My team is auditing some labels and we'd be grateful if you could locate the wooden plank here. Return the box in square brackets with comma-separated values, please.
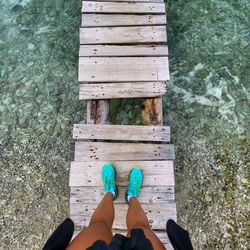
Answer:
[142, 97, 163, 125]
[74, 142, 175, 161]
[73, 124, 170, 141]
[70, 202, 177, 229]
[79, 45, 168, 57]
[82, 1, 166, 14]
[78, 57, 170, 82]
[69, 161, 174, 186]
[81, 14, 166, 27]
[87, 100, 110, 124]
[70, 170, 174, 187]
[79, 82, 166, 100]
[80, 26, 167, 45]
[70, 186, 175, 204]
[83, 0, 164, 2]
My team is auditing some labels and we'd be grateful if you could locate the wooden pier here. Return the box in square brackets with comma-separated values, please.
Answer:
[70, 0, 176, 248]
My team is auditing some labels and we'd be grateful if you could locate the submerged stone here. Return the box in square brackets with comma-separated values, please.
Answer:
[11, 4, 23, 13]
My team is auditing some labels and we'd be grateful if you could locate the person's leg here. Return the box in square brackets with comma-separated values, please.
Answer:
[90, 192, 114, 228]
[126, 197, 166, 250]
[125, 168, 166, 250]
[67, 192, 114, 250]
[126, 196, 150, 230]
[67, 164, 118, 250]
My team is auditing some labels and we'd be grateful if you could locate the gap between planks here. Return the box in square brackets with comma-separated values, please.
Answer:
[73, 124, 170, 141]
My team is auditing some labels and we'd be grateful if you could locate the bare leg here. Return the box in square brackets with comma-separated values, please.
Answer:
[126, 197, 166, 250]
[67, 193, 114, 250]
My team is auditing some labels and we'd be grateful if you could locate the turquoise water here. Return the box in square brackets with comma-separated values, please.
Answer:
[0, 0, 249, 249]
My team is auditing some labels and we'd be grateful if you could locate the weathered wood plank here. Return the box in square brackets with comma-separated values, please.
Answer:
[83, 0, 164, 2]
[80, 26, 167, 45]
[142, 97, 163, 125]
[78, 57, 170, 82]
[73, 124, 170, 141]
[79, 45, 168, 57]
[81, 14, 166, 27]
[82, 1, 166, 14]
[70, 172, 173, 187]
[70, 186, 175, 204]
[70, 161, 174, 186]
[79, 82, 166, 100]
[74, 142, 175, 161]
[70, 202, 177, 229]
[87, 100, 110, 124]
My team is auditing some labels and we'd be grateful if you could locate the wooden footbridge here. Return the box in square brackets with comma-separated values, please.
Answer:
[69, 0, 176, 248]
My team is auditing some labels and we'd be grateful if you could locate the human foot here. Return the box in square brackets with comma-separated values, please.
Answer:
[125, 167, 143, 204]
[102, 163, 118, 200]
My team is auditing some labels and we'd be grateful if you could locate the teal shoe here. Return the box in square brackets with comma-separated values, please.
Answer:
[102, 164, 118, 200]
[125, 168, 143, 204]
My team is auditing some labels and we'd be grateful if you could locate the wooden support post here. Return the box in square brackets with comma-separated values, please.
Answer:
[87, 100, 110, 124]
[141, 97, 163, 125]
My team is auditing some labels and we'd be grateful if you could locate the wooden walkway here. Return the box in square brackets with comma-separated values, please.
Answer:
[70, 0, 176, 248]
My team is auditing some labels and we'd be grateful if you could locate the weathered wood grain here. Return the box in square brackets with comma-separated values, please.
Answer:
[82, 1, 166, 14]
[142, 97, 163, 125]
[73, 124, 170, 141]
[74, 142, 175, 161]
[70, 161, 174, 186]
[70, 186, 175, 204]
[79, 45, 168, 57]
[83, 0, 164, 2]
[70, 202, 177, 229]
[78, 57, 170, 82]
[71, 0, 176, 237]
[79, 82, 166, 100]
[87, 100, 110, 124]
[81, 14, 166, 27]
[70, 161, 174, 175]
[80, 26, 167, 44]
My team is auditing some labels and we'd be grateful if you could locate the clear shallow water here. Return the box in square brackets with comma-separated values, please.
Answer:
[0, 0, 249, 249]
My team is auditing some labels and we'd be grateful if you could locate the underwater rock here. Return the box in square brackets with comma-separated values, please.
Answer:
[241, 178, 249, 185]
[19, 121, 29, 129]
[205, 194, 213, 202]
[27, 43, 35, 50]
[11, 4, 23, 13]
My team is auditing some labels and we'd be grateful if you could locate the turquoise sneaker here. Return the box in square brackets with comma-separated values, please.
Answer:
[125, 168, 143, 204]
[102, 164, 118, 200]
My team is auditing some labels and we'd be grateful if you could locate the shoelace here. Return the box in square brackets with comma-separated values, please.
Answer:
[104, 176, 114, 191]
